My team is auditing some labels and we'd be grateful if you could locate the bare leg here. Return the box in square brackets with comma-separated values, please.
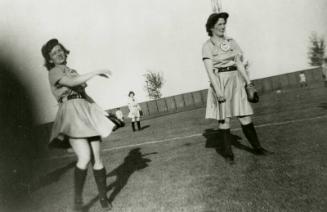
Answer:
[218, 117, 231, 129]
[89, 141, 104, 170]
[70, 139, 91, 169]
[238, 116, 252, 126]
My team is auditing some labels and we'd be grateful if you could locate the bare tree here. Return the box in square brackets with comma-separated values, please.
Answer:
[144, 71, 164, 100]
[308, 32, 325, 66]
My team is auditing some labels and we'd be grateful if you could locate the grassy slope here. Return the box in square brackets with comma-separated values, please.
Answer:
[14, 85, 327, 212]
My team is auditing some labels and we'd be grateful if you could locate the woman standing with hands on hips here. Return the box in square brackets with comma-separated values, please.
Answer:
[202, 12, 271, 164]
[42, 39, 114, 211]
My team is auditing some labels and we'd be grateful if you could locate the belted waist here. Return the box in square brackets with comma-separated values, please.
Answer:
[58, 93, 84, 103]
[214, 65, 237, 73]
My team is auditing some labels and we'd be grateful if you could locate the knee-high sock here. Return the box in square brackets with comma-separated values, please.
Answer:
[220, 129, 233, 157]
[241, 122, 262, 149]
[137, 121, 141, 130]
[74, 166, 87, 204]
[93, 168, 110, 208]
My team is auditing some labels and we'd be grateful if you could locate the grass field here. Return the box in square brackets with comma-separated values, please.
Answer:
[6, 85, 327, 212]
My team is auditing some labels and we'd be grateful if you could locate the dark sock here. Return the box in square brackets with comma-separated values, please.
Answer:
[220, 128, 233, 158]
[131, 122, 135, 131]
[137, 121, 141, 130]
[93, 168, 111, 208]
[74, 166, 87, 207]
[241, 122, 262, 150]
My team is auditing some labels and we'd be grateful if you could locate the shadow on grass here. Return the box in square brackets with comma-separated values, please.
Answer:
[140, 125, 150, 130]
[0, 55, 50, 211]
[82, 148, 157, 211]
[203, 129, 256, 159]
[318, 102, 327, 110]
[30, 161, 76, 192]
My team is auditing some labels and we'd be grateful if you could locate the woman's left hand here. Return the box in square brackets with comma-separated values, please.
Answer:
[97, 69, 112, 78]
[99, 73, 110, 78]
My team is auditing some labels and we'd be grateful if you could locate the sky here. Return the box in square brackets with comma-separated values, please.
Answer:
[1, 0, 326, 124]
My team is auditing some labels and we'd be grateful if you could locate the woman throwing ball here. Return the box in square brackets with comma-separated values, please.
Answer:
[42, 38, 114, 211]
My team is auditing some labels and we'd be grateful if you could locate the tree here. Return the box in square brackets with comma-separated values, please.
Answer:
[144, 71, 164, 100]
[308, 32, 325, 66]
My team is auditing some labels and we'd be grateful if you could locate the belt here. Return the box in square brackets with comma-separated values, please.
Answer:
[59, 93, 84, 103]
[215, 66, 237, 73]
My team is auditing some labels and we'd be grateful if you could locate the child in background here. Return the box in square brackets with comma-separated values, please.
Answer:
[115, 108, 124, 122]
[299, 71, 307, 87]
[127, 91, 142, 131]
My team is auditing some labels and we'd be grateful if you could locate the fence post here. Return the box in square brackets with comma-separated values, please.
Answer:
[181, 94, 186, 109]
[190, 92, 195, 107]
[173, 96, 178, 111]
[146, 101, 150, 115]
[164, 98, 169, 112]
[155, 100, 159, 113]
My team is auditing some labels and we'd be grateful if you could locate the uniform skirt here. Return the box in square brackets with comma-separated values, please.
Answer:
[206, 70, 253, 120]
[128, 107, 141, 119]
[49, 99, 115, 149]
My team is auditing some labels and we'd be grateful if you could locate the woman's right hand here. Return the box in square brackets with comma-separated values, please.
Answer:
[210, 83, 225, 103]
[216, 95, 226, 103]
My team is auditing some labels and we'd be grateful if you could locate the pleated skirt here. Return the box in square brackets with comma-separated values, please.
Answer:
[128, 107, 140, 119]
[49, 99, 115, 149]
[205, 71, 253, 120]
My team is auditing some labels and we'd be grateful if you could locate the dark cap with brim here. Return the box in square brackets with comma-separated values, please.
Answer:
[217, 12, 229, 19]
[41, 38, 59, 58]
[210, 12, 229, 20]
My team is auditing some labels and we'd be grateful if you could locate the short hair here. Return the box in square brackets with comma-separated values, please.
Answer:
[205, 12, 229, 37]
[128, 91, 135, 97]
[41, 38, 70, 71]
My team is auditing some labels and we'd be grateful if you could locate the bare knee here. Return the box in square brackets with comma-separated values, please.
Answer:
[218, 118, 231, 129]
[92, 151, 104, 170]
[77, 155, 91, 169]
[238, 116, 252, 125]
[89, 141, 104, 170]
[69, 138, 92, 169]
[92, 159, 104, 170]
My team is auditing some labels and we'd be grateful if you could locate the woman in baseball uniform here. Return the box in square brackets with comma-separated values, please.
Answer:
[42, 39, 114, 211]
[127, 91, 142, 131]
[202, 12, 271, 164]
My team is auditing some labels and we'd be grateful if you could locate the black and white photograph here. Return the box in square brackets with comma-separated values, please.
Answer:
[0, 0, 327, 211]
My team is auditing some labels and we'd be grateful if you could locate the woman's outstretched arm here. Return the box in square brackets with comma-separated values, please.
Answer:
[59, 70, 111, 87]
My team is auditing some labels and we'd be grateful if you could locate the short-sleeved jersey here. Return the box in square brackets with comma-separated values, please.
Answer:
[202, 37, 243, 68]
[48, 65, 84, 101]
[127, 97, 140, 110]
